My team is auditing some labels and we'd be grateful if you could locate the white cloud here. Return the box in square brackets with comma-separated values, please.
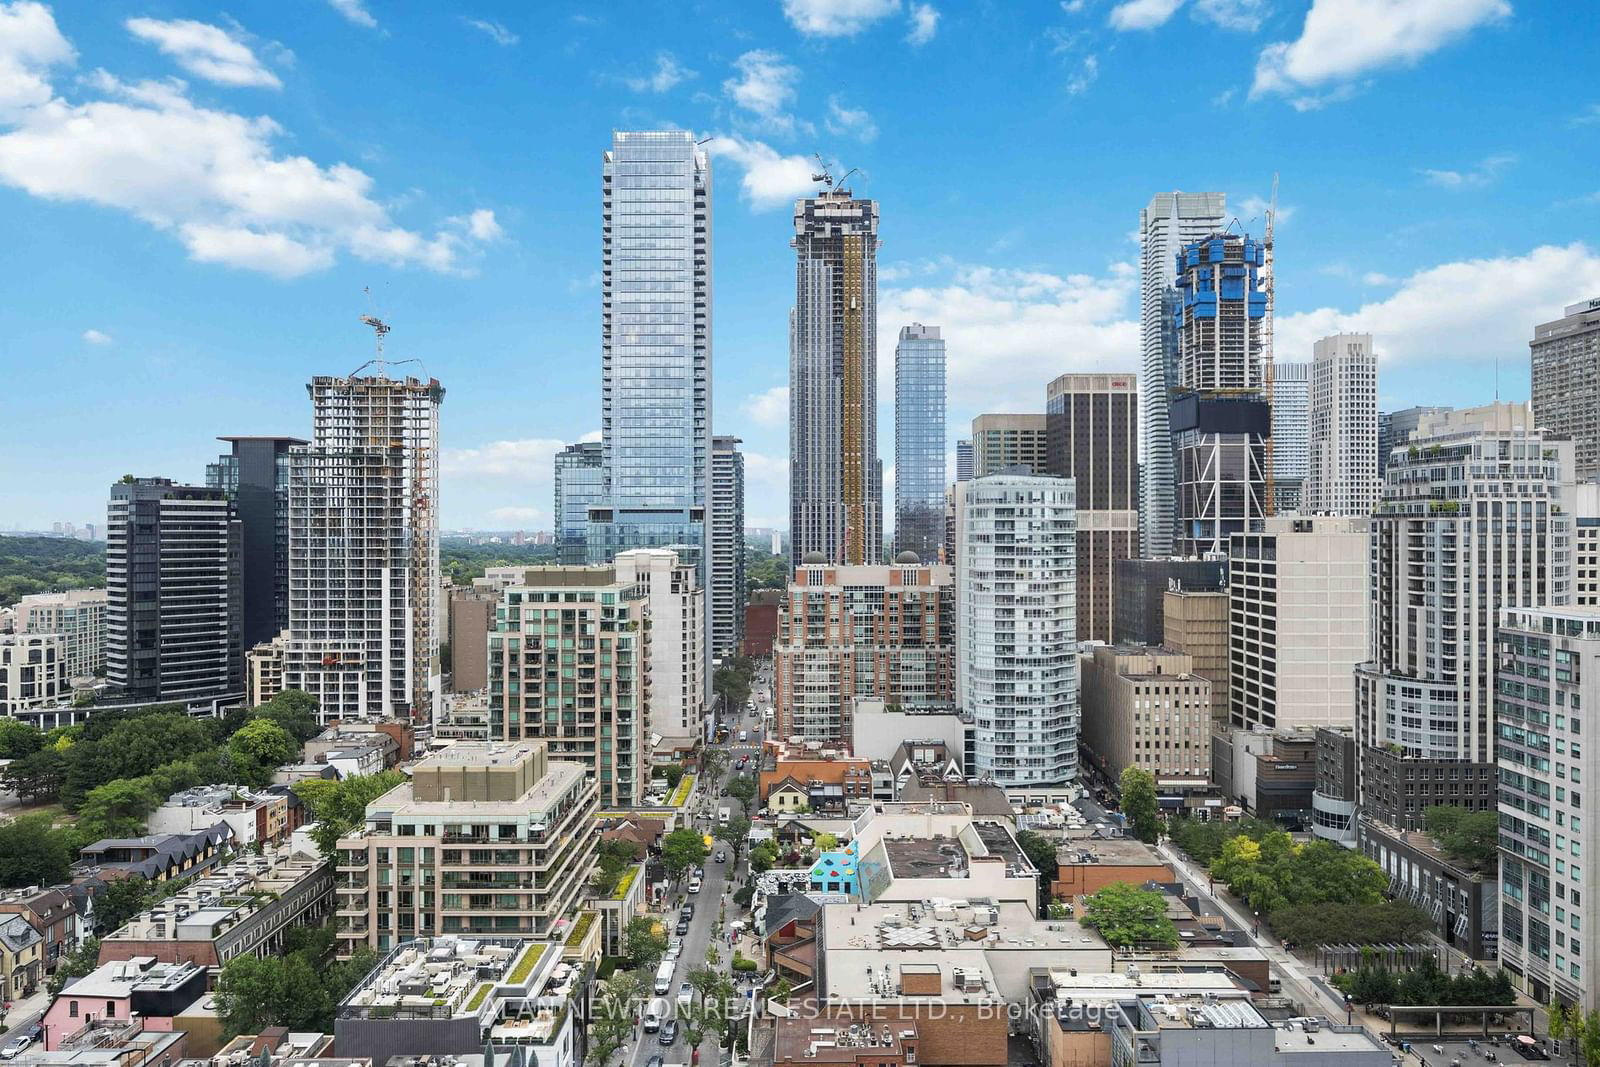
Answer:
[879, 261, 1141, 416]
[825, 96, 877, 142]
[1108, 0, 1184, 30]
[906, 3, 939, 44]
[1361, 271, 1397, 286]
[125, 18, 281, 90]
[0, 8, 498, 279]
[1066, 54, 1099, 95]
[742, 386, 790, 426]
[1192, 0, 1268, 32]
[1212, 87, 1237, 107]
[625, 52, 694, 93]
[463, 18, 518, 46]
[704, 136, 815, 210]
[1276, 243, 1600, 367]
[1236, 194, 1295, 226]
[782, 0, 900, 37]
[450, 208, 503, 241]
[0, 1, 73, 119]
[1572, 104, 1600, 127]
[723, 50, 800, 135]
[579, 429, 602, 443]
[441, 438, 568, 483]
[326, 0, 378, 29]
[1420, 153, 1515, 188]
[1252, 0, 1510, 103]
[81, 328, 111, 344]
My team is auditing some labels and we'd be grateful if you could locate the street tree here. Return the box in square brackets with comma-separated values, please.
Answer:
[726, 773, 757, 808]
[661, 828, 708, 879]
[623, 916, 666, 970]
[1119, 766, 1161, 843]
[717, 815, 752, 865]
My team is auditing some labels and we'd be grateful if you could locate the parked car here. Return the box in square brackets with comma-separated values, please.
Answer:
[658, 1020, 680, 1047]
[1, 1036, 34, 1061]
[676, 917, 690, 936]
[681, 903, 695, 919]
[678, 981, 694, 1007]
[687, 877, 702, 894]
[646, 1057, 665, 1067]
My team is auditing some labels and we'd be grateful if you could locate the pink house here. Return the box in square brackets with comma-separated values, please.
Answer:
[43, 956, 207, 1050]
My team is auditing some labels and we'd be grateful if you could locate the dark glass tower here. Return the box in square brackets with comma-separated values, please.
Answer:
[208, 436, 304, 654]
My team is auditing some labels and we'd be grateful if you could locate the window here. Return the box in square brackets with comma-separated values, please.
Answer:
[70, 1001, 79, 1018]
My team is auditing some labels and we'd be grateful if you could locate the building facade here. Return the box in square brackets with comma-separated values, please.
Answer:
[1531, 297, 1600, 481]
[1080, 645, 1212, 784]
[615, 548, 704, 754]
[1045, 372, 1138, 643]
[894, 323, 946, 563]
[207, 436, 304, 654]
[1140, 191, 1227, 558]
[970, 413, 1047, 477]
[1497, 605, 1600, 1008]
[487, 566, 648, 806]
[1163, 588, 1229, 727]
[1270, 360, 1309, 513]
[106, 478, 240, 702]
[553, 441, 604, 567]
[587, 130, 712, 595]
[1228, 516, 1369, 732]
[246, 629, 287, 707]
[284, 373, 443, 725]
[710, 435, 746, 659]
[1111, 556, 1227, 646]
[1171, 233, 1270, 555]
[955, 475, 1079, 786]
[1305, 333, 1379, 516]
[1377, 405, 1451, 476]
[1357, 404, 1575, 830]
[790, 186, 881, 567]
[955, 439, 973, 482]
[14, 588, 106, 680]
[333, 741, 597, 957]
[448, 588, 495, 693]
[774, 558, 956, 744]
[0, 633, 65, 716]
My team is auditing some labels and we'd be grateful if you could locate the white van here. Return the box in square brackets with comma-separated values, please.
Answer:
[643, 998, 669, 1033]
[654, 959, 675, 995]
[687, 875, 702, 894]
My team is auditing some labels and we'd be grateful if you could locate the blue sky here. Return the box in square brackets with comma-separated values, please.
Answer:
[2, 0, 1597, 532]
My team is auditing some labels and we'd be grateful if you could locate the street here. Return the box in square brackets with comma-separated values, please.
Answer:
[623, 665, 770, 1067]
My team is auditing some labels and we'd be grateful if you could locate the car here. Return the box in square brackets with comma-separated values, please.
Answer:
[665, 937, 682, 960]
[646, 1057, 665, 1067]
[676, 917, 690, 936]
[687, 877, 702, 894]
[678, 981, 694, 1007]
[658, 1020, 680, 1046]
[1, 1036, 33, 1061]
[681, 903, 695, 919]
[714, 849, 727, 862]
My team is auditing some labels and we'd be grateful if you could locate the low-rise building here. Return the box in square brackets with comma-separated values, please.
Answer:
[334, 936, 582, 1067]
[42, 958, 208, 1049]
[757, 746, 874, 813]
[1211, 727, 1317, 829]
[334, 741, 597, 957]
[1048, 836, 1175, 899]
[1358, 816, 1496, 960]
[1102, 993, 1388, 1067]
[0, 632, 67, 715]
[1, 913, 44, 1002]
[74, 825, 234, 885]
[147, 786, 292, 848]
[96, 845, 332, 969]
[0, 887, 82, 971]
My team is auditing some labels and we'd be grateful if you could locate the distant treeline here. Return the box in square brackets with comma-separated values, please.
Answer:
[0, 535, 106, 607]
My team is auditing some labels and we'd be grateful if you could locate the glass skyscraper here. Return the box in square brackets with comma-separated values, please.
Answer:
[894, 323, 945, 561]
[587, 131, 712, 582]
[553, 441, 603, 566]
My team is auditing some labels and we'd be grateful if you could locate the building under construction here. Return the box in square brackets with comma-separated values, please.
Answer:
[284, 366, 443, 725]
[1170, 232, 1270, 555]
[790, 185, 883, 568]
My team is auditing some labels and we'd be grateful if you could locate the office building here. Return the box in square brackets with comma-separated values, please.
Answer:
[1270, 360, 1309, 512]
[487, 565, 649, 806]
[1356, 404, 1574, 830]
[1305, 333, 1379, 516]
[773, 557, 955, 744]
[333, 741, 597, 957]
[1171, 232, 1270, 555]
[1140, 191, 1227, 557]
[553, 441, 603, 567]
[710, 434, 746, 658]
[790, 185, 882, 567]
[895, 323, 947, 562]
[14, 588, 106, 679]
[1045, 372, 1138, 642]
[107, 477, 241, 702]
[0, 633, 65, 715]
[1497, 605, 1600, 1008]
[615, 547, 704, 754]
[955, 439, 973, 482]
[955, 475, 1078, 786]
[1080, 645, 1212, 784]
[1163, 587, 1229, 727]
[207, 436, 304, 654]
[970, 413, 1047, 477]
[1228, 516, 1368, 732]
[448, 588, 495, 693]
[284, 372, 443, 725]
[1377, 405, 1451, 476]
[1532, 297, 1600, 480]
[1111, 556, 1227, 646]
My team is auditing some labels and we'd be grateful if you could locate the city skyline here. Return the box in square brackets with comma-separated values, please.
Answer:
[3, 2, 1599, 535]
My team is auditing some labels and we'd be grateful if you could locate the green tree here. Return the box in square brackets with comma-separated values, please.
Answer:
[252, 689, 322, 743]
[1119, 766, 1161, 843]
[589, 969, 641, 1065]
[1014, 828, 1060, 905]
[62, 711, 217, 811]
[717, 815, 752, 865]
[1080, 882, 1179, 948]
[0, 536, 106, 607]
[76, 776, 164, 839]
[49, 937, 101, 995]
[1424, 805, 1500, 873]
[713, 663, 753, 710]
[228, 719, 298, 786]
[726, 773, 757, 808]
[592, 838, 641, 896]
[0, 718, 45, 759]
[701, 747, 730, 784]
[94, 877, 154, 934]
[292, 771, 406, 857]
[749, 842, 779, 874]
[661, 827, 708, 879]
[0, 746, 69, 802]
[214, 953, 334, 1036]
[662, 764, 686, 790]
[623, 916, 667, 970]
[0, 814, 75, 887]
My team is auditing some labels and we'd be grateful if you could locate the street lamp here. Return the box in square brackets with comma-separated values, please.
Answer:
[1253, 911, 1259, 937]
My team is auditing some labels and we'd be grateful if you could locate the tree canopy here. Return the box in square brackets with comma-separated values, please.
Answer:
[661, 827, 708, 878]
[0, 814, 77, 888]
[0, 536, 105, 607]
[1424, 806, 1499, 873]
[293, 771, 406, 856]
[1119, 766, 1161, 843]
[1080, 883, 1178, 947]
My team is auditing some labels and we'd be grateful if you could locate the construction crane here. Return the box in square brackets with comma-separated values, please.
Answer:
[1262, 172, 1279, 519]
[811, 153, 860, 192]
